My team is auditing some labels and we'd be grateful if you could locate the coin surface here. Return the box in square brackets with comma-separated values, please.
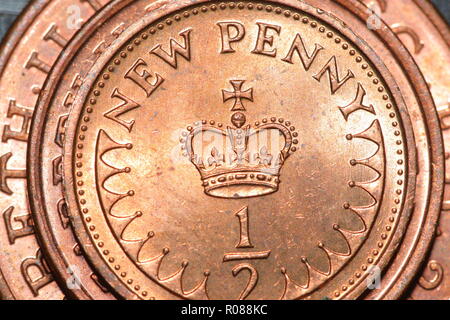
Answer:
[359, 0, 450, 300]
[27, 0, 172, 300]
[0, 0, 111, 300]
[29, 0, 440, 300]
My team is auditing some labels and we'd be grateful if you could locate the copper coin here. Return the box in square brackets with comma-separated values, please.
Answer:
[360, 0, 449, 300]
[26, 0, 161, 300]
[25, 0, 445, 300]
[0, 0, 111, 300]
[360, 0, 450, 300]
[27, 0, 440, 299]
[27, 0, 176, 300]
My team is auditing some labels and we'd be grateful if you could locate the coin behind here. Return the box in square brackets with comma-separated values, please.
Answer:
[0, 0, 111, 300]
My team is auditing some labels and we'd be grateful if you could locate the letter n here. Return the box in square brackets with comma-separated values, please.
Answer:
[282, 33, 323, 71]
[104, 88, 141, 132]
[313, 56, 354, 94]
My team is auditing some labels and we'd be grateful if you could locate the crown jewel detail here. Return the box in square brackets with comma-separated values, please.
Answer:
[181, 80, 298, 199]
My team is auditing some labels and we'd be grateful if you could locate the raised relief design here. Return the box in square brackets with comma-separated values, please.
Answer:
[93, 23, 127, 60]
[151, 29, 192, 69]
[391, 24, 424, 54]
[25, 52, 51, 74]
[20, 249, 54, 297]
[222, 80, 253, 111]
[438, 103, 450, 209]
[57, 198, 70, 230]
[339, 83, 376, 119]
[54, 114, 68, 148]
[281, 33, 323, 71]
[104, 88, 141, 132]
[125, 58, 165, 97]
[0, 152, 26, 195]
[217, 21, 246, 53]
[95, 130, 135, 218]
[234, 206, 253, 248]
[81, 0, 102, 11]
[223, 206, 271, 262]
[52, 156, 63, 186]
[3, 206, 34, 244]
[181, 80, 297, 198]
[2, 99, 33, 143]
[63, 74, 83, 109]
[418, 260, 444, 290]
[232, 263, 258, 300]
[252, 22, 281, 57]
[313, 56, 355, 94]
[88, 11, 394, 299]
[95, 129, 210, 299]
[44, 24, 69, 48]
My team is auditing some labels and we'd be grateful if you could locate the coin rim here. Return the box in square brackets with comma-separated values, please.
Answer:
[358, 0, 448, 299]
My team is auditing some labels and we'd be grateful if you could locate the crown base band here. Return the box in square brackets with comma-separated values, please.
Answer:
[201, 171, 280, 198]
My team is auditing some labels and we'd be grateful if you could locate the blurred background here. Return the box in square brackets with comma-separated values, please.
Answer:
[0, 0, 449, 41]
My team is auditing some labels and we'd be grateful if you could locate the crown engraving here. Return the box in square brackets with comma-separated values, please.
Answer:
[181, 80, 298, 199]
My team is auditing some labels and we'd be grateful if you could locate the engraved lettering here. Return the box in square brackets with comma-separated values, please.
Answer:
[0, 153, 26, 195]
[63, 75, 83, 108]
[91, 273, 110, 293]
[52, 156, 63, 186]
[54, 114, 68, 148]
[43, 24, 69, 48]
[252, 22, 281, 57]
[151, 29, 192, 69]
[282, 33, 323, 71]
[112, 23, 126, 39]
[339, 83, 375, 120]
[73, 243, 82, 256]
[93, 41, 108, 59]
[125, 58, 164, 97]
[25, 52, 51, 74]
[21, 250, 54, 297]
[217, 21, 246, 53]
[438, 103, 450, 131]
[57, 198, 70, 229]
[313, 56, 355, 94]
[92, 24, 126, 60]
[232, 263, 258, 300]
[3, 206, 34, 244]
[235, 206, 253, 248]
[391, 24, 424, 54]
[104, 88, 141, 132]
[2, 100, 33, 143]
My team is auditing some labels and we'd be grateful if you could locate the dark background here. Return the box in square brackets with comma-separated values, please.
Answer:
[0, 0, 449, 42]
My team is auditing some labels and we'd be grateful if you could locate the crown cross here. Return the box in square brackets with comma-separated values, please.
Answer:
[181, 79, 298, 199]
[222, 80, 254, 111]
